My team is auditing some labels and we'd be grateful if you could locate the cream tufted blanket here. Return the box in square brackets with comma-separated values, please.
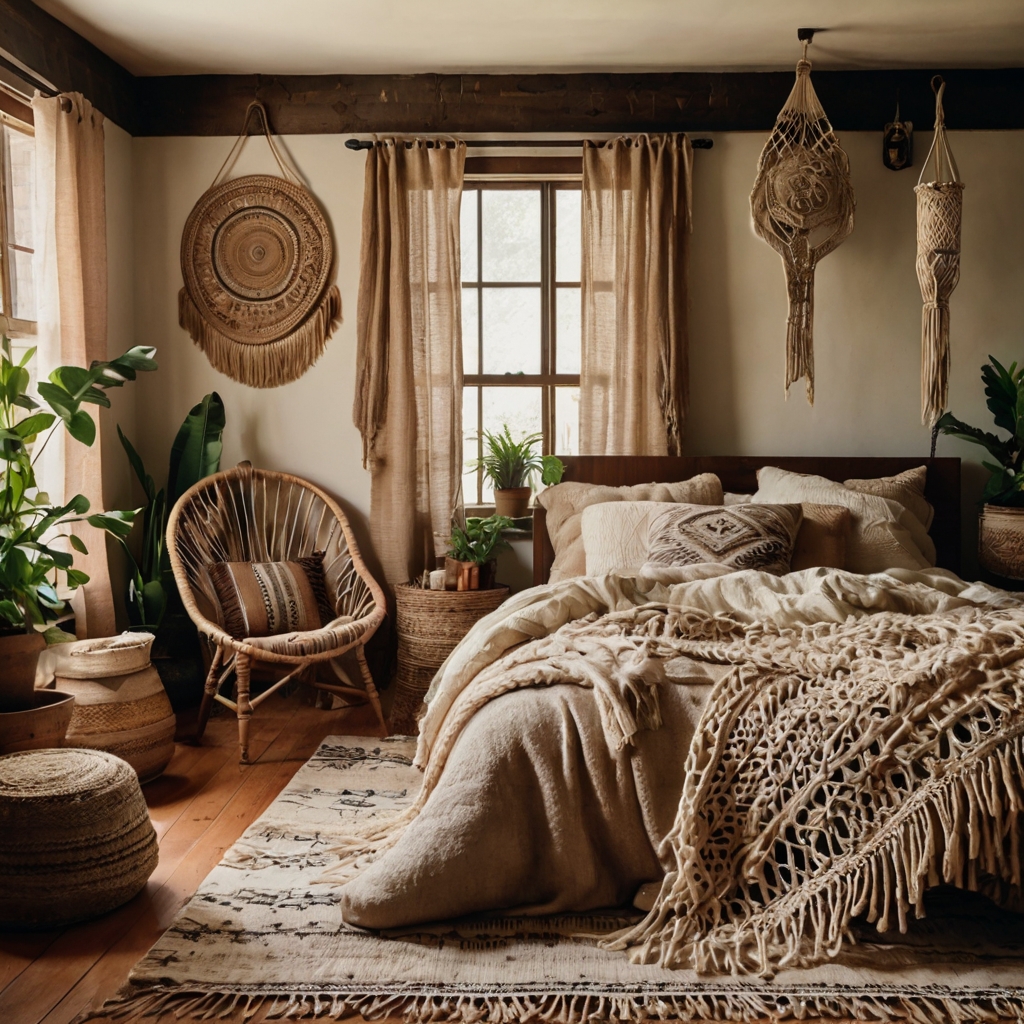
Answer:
[338, 566, 1024, 976]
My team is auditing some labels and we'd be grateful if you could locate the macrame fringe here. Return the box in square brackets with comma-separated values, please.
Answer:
[178, 285, 341, 389]
[74, 980, 1024, 1024]
[784, 266, 815, 403]
[921, 303, 951, 428]
[615, 726, 1024, 980]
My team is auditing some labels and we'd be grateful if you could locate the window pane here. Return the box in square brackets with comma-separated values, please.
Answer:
[556, 189, 581, 283]
[460, 189, 478, 282]
[481, 387, 542, 502]
[554, 387, 580, 457]
[482, 287, 540, 374]
[11, 249, 35, 321]
[6, 128, 35, 250]
[462, 386, 481, 505]
[481, 190, 540, 281]
[556, 286, 581, 375]
[461, 287, 479, 375]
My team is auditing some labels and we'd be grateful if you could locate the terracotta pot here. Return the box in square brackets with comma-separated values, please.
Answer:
[0, 689, 75, 754]
[494, 487, 531, 519]
[978, 505, 1024, 580]
[0, 631, 47, 713]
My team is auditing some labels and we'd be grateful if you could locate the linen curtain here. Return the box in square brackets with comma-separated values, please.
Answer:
[580, 134, 693, 456]
[32, 92, 115, 638]
[353, 139, 466, 587]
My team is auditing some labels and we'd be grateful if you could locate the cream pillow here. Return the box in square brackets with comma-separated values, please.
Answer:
[753, 466, 933, 573]
[536, 475, 723, 582]
[646, 503, 804, 577]
[843, 465, 934, 531]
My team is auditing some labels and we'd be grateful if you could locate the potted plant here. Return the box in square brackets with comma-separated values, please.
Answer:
[445, 514, 514, 590]
[475, 427, 564, 518]
[0, 335, 156, 746]
[937, 355, 1024, 578]
[116, 393, 225, 710]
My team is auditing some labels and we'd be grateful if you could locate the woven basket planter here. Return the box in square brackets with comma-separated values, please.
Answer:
[978, 504, 1024, 580]
[0, 747, 158, 929]
[391, 583, 509, 735]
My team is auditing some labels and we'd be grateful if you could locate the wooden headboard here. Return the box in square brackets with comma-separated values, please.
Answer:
[532, 456, 962, 586]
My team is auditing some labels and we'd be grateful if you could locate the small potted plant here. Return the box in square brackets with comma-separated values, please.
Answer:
[937, 355, 1024, 578]
[475, 427, 564, 518]
[445, 514, 514, 590]
[0, 335, 156, 748]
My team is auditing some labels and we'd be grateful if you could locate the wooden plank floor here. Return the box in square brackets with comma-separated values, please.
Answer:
[0, 689, 386, 1024]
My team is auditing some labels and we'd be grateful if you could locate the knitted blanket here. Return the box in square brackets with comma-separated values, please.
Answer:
[343, 567, 1024, 976]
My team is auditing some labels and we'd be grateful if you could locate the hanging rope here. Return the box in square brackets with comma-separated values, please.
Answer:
[916, 76, 964, 427]
[750, 43, 855, 404]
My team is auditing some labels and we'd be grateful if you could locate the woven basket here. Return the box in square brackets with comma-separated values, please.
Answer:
[0, 747, 158, 929]
[390, 584, 509, 735]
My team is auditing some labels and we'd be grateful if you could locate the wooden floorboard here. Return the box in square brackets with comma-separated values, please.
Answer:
[0, 690, 384, 1024]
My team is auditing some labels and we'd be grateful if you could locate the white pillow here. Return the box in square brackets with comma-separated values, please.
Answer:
[753, 466, 933, 573]
[582, 501, 679, 576]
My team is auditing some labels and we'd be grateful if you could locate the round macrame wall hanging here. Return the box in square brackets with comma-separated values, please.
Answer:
[178, 103, 340, 389]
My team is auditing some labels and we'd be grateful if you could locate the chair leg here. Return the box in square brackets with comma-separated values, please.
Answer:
[236, 653, 253, 763]
[195, 646, 224, 741]
[356, 645, 388, 738]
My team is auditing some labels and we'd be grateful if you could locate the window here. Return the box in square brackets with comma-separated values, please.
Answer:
[0, 106, 36, 341]
[460, 182, 581, 508]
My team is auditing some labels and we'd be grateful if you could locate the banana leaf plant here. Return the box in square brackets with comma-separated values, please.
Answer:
[117, 392, 225, 630]
[937, 356, 1024, 506]
[0, 335, 157, 632]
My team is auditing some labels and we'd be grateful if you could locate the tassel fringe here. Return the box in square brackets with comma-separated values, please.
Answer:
[178, 286, 341, 389]
[74, 980, 1024, 1024]
[921, 304, 951, 428]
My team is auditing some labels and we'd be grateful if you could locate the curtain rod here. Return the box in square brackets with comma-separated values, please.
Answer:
[345, 137, 713, 151]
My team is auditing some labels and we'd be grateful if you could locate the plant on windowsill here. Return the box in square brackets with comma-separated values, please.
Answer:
[475, 426, 564, 519]
[0, 335, 156, 745]
[936, 355, 1024, 579]
[445, 514, 514, 590]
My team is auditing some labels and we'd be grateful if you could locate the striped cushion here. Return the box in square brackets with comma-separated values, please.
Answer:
[206, 554, 334, 639]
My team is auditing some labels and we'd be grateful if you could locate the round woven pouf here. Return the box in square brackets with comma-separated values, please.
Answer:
[391, 584, 508, 735]
[0, 747, 158, 929]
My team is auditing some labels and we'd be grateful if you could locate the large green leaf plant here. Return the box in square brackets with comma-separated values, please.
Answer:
[0, 335, 157, 632]
[937, 356, 1024, 507]
[117, 392, 225, 629]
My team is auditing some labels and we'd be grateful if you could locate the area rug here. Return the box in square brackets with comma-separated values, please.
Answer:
[79, 736, 1024, 1023]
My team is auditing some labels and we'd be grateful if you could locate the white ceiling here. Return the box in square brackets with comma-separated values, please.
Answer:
[32, 0, 1024, 77]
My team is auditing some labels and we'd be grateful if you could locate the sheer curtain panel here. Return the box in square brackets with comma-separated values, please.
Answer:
[32, 92, 115, 638]
[353, 139, 466, 587]
[580, 134, 693, 456]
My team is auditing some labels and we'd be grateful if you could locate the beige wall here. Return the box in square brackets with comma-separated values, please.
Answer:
[128, 130, 1024, 580]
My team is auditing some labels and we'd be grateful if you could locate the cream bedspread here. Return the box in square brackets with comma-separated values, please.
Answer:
[338, 566, 1024, 970]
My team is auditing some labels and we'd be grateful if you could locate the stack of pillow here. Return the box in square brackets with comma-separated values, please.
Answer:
[535, 465, 935, 580]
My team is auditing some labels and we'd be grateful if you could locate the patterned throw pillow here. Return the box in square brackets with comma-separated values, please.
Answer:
[206, 553, 334, 639]
[646, 503, 804, 576]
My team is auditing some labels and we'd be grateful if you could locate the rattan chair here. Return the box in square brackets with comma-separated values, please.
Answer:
[167, 463, 387, 762]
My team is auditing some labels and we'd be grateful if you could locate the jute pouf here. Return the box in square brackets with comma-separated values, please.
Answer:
[391, 584, 508, 735]
[0, 747, 158, 929]
[43, 633, 176, 782]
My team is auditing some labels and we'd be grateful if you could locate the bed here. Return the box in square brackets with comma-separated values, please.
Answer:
[336, 454, 1024, 980]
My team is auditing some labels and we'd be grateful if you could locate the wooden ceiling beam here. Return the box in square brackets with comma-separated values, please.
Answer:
[135, 69, 1024, 137]
[0, 0, 137, 132]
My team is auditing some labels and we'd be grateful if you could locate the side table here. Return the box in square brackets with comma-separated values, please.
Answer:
[391, 583, 509, 735]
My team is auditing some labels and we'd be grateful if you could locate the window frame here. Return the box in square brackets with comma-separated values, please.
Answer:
[461, 178, 581, 511]
[0, 108, 37, 340]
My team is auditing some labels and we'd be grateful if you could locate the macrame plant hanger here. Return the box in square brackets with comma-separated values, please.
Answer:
[750, 30, 855, 403]
[916, 76, 964, 429]
[178, 101, 341, 389]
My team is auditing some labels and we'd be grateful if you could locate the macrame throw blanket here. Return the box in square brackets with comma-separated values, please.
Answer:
[601, 601, 1024, 976]
[916, 77, 964, 427]
[750, 55, 855, 403]
[179, 102, 341, 389]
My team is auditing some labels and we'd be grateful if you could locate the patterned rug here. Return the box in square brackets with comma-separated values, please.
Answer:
[79, 736, 1024, 1023]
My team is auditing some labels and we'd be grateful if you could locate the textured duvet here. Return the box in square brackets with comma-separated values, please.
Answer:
[337, 565, 1024, 975]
